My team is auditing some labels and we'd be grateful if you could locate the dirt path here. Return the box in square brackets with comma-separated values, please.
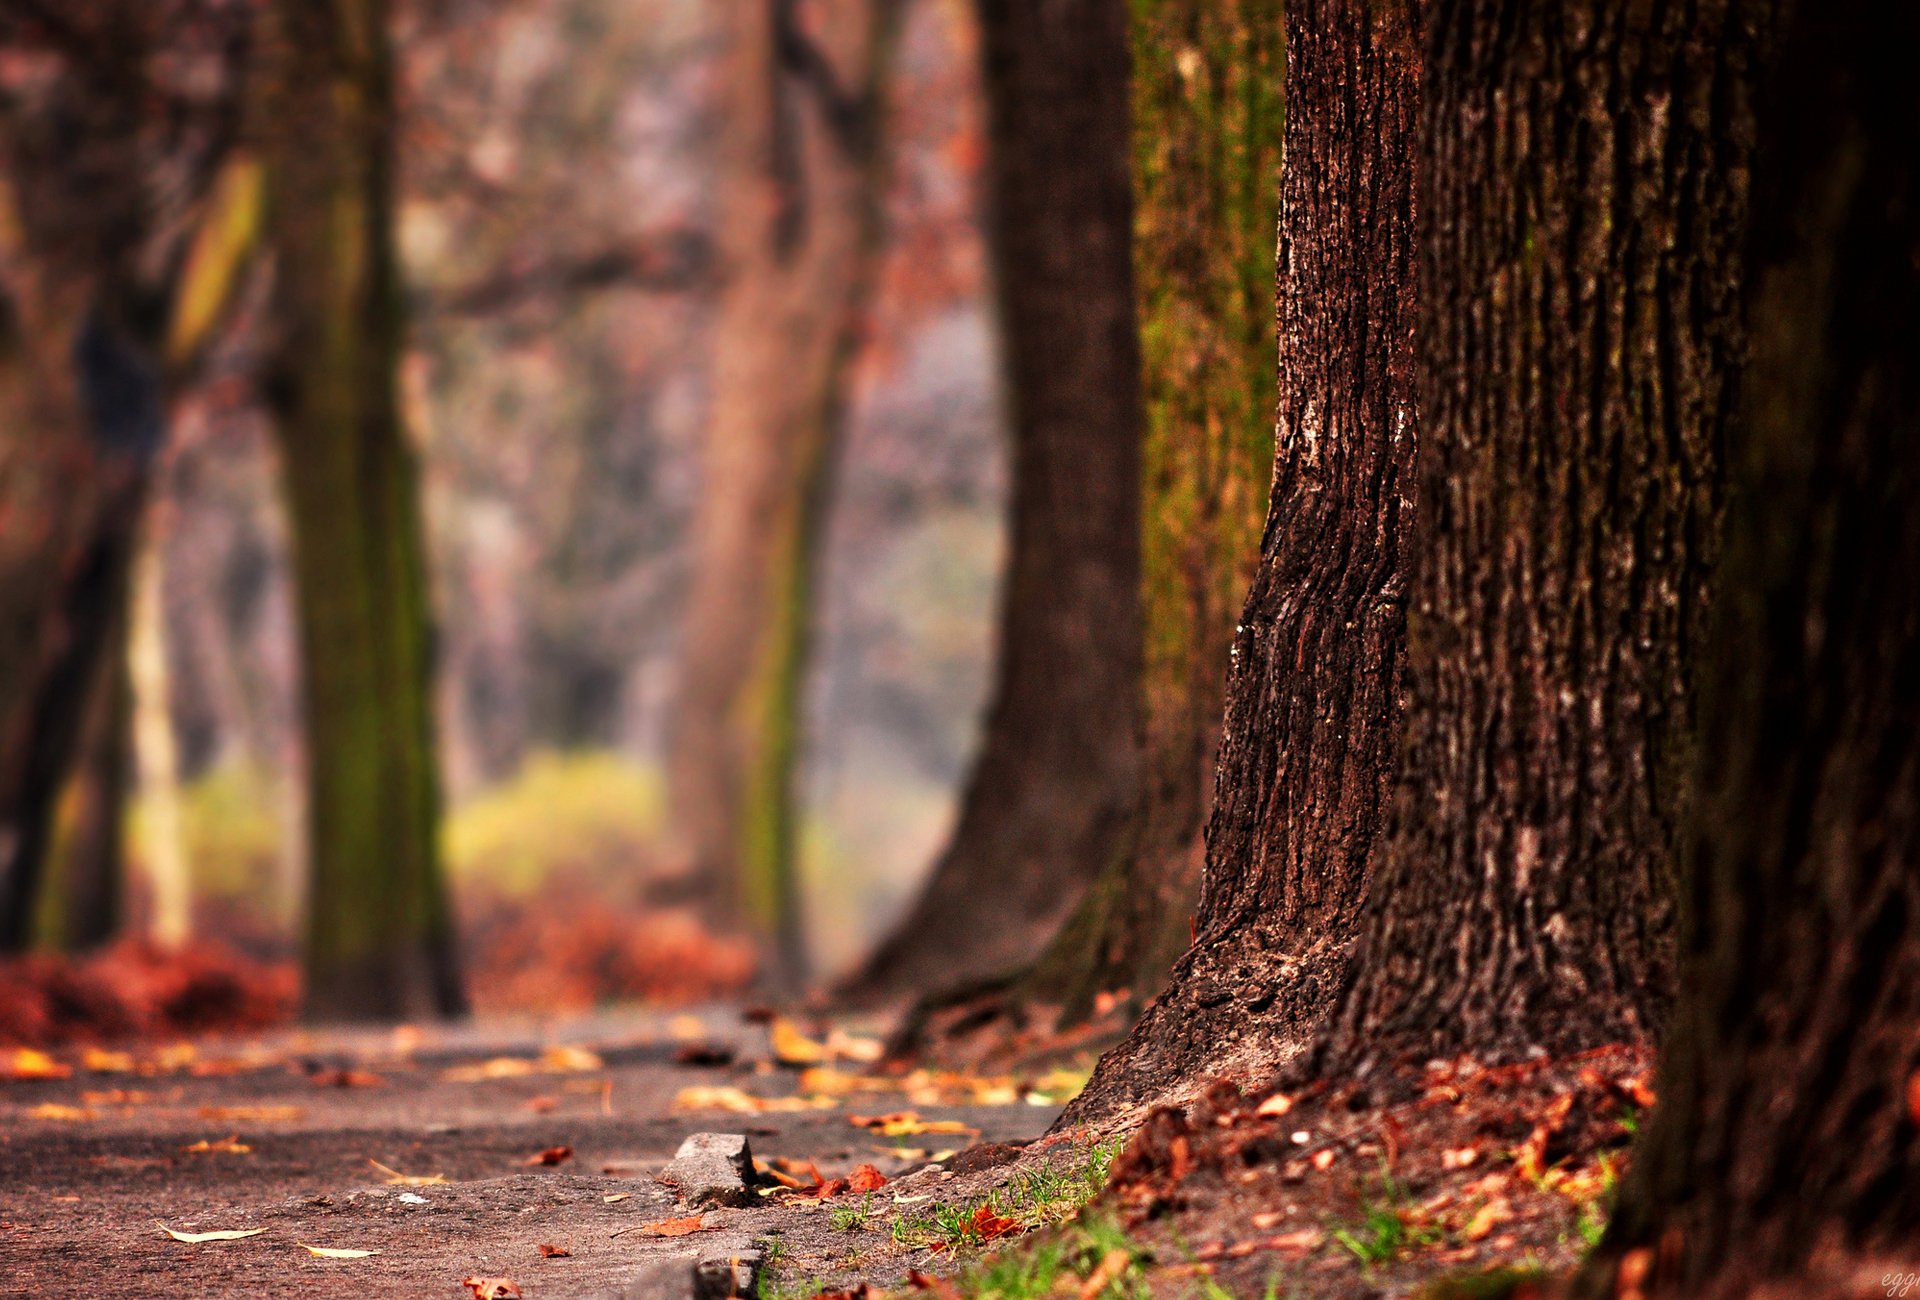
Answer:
[0, 1008, 1077, 1298]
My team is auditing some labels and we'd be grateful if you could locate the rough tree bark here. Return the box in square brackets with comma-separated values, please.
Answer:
[666, 0, 902, 985]
[978, 0, 1282, 1029]
[1059, 0, 1420, 1122]
[848, 0, 1144, 998]
[1319, 0, 1763, 1074]
[260, 0, 465, 1020]
[1579, 5, 1920, 1294]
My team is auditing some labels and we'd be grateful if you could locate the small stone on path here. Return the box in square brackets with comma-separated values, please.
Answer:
[658, 1132, 754, 1208]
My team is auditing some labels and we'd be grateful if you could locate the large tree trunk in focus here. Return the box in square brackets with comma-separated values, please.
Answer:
[848, 0, 1144, 998]
[998, 0, 1282, 1029]
[1579, 7, 1920, 1295]
[1061, 0, 1420, 1123]
[261, 0, 465, 1021]
[1319, 0, 1763, 1075]
[667, 0, 902, 986]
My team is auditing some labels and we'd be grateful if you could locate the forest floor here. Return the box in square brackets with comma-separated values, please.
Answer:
[0, 1004, 1647, 1299]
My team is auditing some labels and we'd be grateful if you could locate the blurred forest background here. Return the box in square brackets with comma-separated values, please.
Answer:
[0, 0, 1010, 1022]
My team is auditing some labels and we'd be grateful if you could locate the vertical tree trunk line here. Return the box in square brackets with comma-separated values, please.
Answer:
[260, 0, 464, 1020]
[666, 0, 903, 986]
[847, 0, 1144, 999]
[1581, 2, 1920, 1292]
[1002, 0, 1283, 1027]
[1062, 0, 1421, 1123]
[1320, 0, 1763, 1074]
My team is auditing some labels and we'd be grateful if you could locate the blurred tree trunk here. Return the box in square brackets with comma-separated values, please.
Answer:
[667, 0, 903, 986]
[49, 553, 136, 951]
[847, 0, 1144, 998]
[1316, 0, 1764, 1075]
[259, 0, 465, 1020]
[925, 0, 1281, 1040]
[0, 5, 251, 954]
[1061, 0, 1420, 1121]
[1579, 6, 1920, 1295]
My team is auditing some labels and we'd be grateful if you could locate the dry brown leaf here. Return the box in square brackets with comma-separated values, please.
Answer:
[369, 1158, 448, 1186]
[537, 1242, 571, 1257]
[1079, 1247, 1133, 1298]
[183, 1135, 252, 1155]
[845, 1164, 888, 1194]
[966, 1204, 1020, 1243]
[5, 1048, 71, 1079]
[156, 1220, 268, 1243]
[525, 1144, 573, 1167]
[460, 1277, 523, 1299]
[639, 1215, 706, 1237]
[1464, 1197, 1513, 1241]
[299, 1243, 379, 1258]
[1269, 1228, 1325, 1254]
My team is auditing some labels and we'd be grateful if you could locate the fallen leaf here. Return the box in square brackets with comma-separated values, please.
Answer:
[844, 1164, 888, 1194]
[1310, 1149, 1337, 1171]
[539, 1045, 604, 1072]
[309, 1069, 384, 1089]
[156, 1220, 268, 1243]
[770, 1018, 829, 1065]
[602, 1192, 630, 1203]
[847, 1111, 976, 1138]
[1443, 1146, 1480, 1170]
[183, 1135, 252, 1155]
[5, 1048, 71, 1079]
[81, 1048, 135, 1073]
[906, 1268, 965, 1296]
[674, 1085, 836, 1114]
[966, 1204, 1020, 1243]
[28, 1103, 93, 1121]
[460, 1278, 523, 1299]
[369, 1158, 448, 1186]
[523, 1095, 557, 1113]
[299, 1244, 379, 1258]
[825, 1029, 885, 1063]
[1255, 1093, 1294, 1117]
[537, 1242, 570, 1257]
[525, 1145, 573, 1167]
[1269, 1228, 1325, 1254]
[198, 1104, 302, 1123]
[1079, 1247, 1133, 1298]
[442, 1057, 536, 1083]
[639, 1215, 705, 1237]
[1464, 1198, 1513, 1241]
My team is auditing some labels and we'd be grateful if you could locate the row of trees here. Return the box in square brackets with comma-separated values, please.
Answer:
[849, 0, 1913, 1292]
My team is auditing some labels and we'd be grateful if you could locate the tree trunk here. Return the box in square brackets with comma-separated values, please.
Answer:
[1060, 0, 1420, 1123]
[1580, 5, 1920, 1294]
[52, 553, 135, 951]
[666, 0, 902, 986]
[1318, 0, 1762, 1074]
[985, 0, 1282, 1030]
[260, 0, 465, 1020]
[847, 0, 1144, 998]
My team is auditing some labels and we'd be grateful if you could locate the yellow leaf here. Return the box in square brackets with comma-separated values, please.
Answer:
[673, 1085, 837, 1114]
[156, 1220, 268, 1243]
[369, 1159, 448, 1186]
[299, 1244, 379, 1259]
[5, 1048, 70, 1079]
[769, 1019, 828, 1065]
[183, 1135, 252, 1155]
[81, 1048, 135, 1073]
[165, 155, 263, 367]
[29, 1104, 92, 1121]
[1255, 1093, 1294, 1117]
[441, 1057, 536, 1083]
[198, 1104, 301, 1123]
[539, 1045, 604, 1072]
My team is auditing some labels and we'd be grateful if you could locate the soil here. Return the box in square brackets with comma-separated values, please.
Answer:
[0, 1007, 1078, 1298]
